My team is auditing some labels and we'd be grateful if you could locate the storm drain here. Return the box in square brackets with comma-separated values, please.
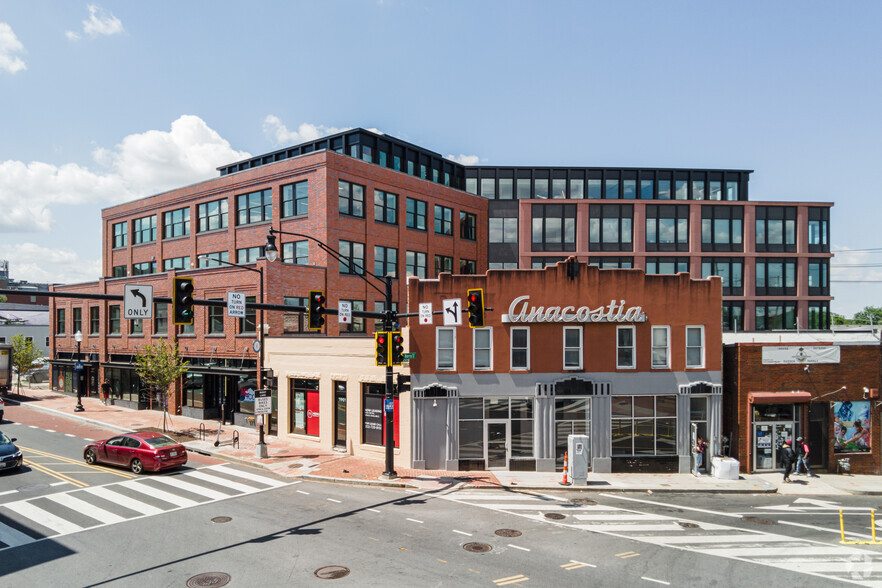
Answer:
[463, 542, 493, 553]
[677, 521, 699, 529]
[545, 513, 566, 520]
[211, 516, 232, 524]
[288, 463, 306, 469]
[186, 572, 231, 587]
[314, 566, 351, 580]
[495, 529, 522, 538]
[741, 516, 776, 525]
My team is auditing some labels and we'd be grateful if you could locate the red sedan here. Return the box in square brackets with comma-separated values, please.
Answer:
[83, 432, 188, 474]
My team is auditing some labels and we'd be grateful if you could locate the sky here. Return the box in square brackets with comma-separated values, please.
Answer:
[0, 1, 880, 317]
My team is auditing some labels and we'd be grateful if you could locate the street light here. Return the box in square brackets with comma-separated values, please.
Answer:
[74, 330, 84, 412]
[264, 228, 399, 479]
[197, 255, 267, 458]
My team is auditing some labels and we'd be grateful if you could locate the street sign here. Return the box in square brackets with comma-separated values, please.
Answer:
[124, 284, 153, 319]
[384, 398, 394, 412]
[338, 301, 352, 324]
[227, 291, 246, 318]
[255, 389, 272, 415]
[402, 352, 416, 360]
[443, 298, 462, 326]
[419, 302, 432, 325]
[74, 362, 84, 371]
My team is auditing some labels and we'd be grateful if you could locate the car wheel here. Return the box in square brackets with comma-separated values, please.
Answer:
[130, 458, 144, 474]
[84, 449, 97, 465]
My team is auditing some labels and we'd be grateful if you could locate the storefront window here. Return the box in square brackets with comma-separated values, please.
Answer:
[555, 397, 588, 469]
[183, 372, 205, 408]
[290, 378, 320, 436]
[458, 398, 484, 459]
[753, 403, 794, 421]
[612, 395, 677, 456]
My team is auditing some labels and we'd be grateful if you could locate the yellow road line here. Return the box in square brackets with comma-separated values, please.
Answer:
[616, 551, 640, 559]
[23, 459, 89, 489]
[494, 574, 529, 586]
[19, 445, 136, 479]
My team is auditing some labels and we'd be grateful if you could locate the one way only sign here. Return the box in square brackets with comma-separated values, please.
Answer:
[124, 284, 153, 319]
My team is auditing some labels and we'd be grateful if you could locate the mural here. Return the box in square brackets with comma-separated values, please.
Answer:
[833, 401, 871, 453]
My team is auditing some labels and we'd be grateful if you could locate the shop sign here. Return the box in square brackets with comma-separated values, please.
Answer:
[762, 346, 840, 365]
[503, 295, 646, 324]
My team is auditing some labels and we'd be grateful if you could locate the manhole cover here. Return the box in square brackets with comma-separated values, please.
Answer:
[495, 529, 522, 537]
[288, 463, 305, 469]
[545, 513, 566, 520]
[678, 521, 699, 529]
[570, 498, 597, 506]
[16, 484, 49, 493]
[314, 566, 351, 579]
[211, 516, 232, 523]
[186, 572, 231, 587]
[463, 542, 493, 553]
[741, 516, 775, 525]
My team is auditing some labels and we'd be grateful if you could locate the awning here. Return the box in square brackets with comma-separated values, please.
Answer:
[748, 391, 812, 404]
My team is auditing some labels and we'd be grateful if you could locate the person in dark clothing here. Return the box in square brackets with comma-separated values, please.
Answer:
[100, 379, 112, 405]
[781, 440, 796, 483]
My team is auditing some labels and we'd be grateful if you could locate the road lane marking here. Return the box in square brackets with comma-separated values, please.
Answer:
[186, 470, 261, 494]
[407, 518, 424, 524]
[206, 464, 287, 487]
[367, 508, 381, 513]
[0, 518, 36, 547]
[45, 493, 127, 524]
[23, 460, 87, 488]
[779, 519, 875, 540]
[64, 434, 76, 438]
[121, 480, 200, 507]
[494, 574, 528, 586]
[81, 486, 165, 516]
[453, 529, 472, 536]
[147, 476, 229, 500]
[468, 569, 480, 574]
[437, 559, 447, 563]
[561, 561, 595, 570]
[508, 544, 530, 551]
[20, 445, 136, 479]
[641, 577, 670, 585]
[598, 493, 742, 519]
[5, 501, 83, 535]
[327, 498, 342, 503]
[616, 551, 640, 559]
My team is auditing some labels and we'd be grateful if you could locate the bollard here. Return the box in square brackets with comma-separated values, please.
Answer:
[561, 451, 569, 485]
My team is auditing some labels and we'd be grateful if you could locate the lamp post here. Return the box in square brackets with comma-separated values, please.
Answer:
[264, 228, 399, 479]
[197, 255, 267, 458]
[74, 330, 84, 412]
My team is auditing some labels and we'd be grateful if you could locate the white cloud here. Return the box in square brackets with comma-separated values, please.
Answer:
[66, 4, 124, 41]
[0, 243, 101, 285]
[0, 115, 250, 233]
[0, 22, 26, 74]
[263, 116, 352, 146]
[445, 154, 481, 166]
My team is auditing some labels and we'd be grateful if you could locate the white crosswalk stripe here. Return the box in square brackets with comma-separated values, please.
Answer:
[0, 465, 290, 551]
[443, 492, 882, 587]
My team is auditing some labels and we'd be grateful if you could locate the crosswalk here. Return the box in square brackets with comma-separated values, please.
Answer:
[442, 491, 882, 587]
[0, 465, 290, 551]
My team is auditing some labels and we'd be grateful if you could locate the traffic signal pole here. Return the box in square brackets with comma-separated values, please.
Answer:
[382, 274, 398, 480]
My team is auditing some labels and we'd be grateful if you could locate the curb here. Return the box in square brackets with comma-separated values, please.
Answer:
[298, 473, 411, 489]
[457, 484, 779, 494]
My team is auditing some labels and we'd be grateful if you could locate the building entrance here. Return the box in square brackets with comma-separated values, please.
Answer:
[753, 421, 794, 471]
[485, 420, 509, 469]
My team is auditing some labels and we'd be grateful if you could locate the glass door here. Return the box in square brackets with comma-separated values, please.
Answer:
[753, 421, 794, 470]
[774, 423, 793, 468]
[486, 420, 509, 470]
[334, 382, 347, 448]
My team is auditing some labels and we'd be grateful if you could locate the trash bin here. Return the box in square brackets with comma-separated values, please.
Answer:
[837, 458, 851, 474]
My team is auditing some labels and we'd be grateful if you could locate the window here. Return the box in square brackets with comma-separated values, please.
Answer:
[755, 302, 797, 330]
[726, 181, 739, 201]
[490, 217, 518, 243]
[434, 254, 453, 276]
[498, 178, 513, 199]
[338, 180, 365, 218]
[198, 251, 229, 268]
[163, 256, 189, 271]
[132, 215, 157, 244]
[112, 222, 127, 248]
[701, 206, 743, 252]
[237, 189, 272, 225]
[563, 326, 582, 369]
[808, 208, 830, 252]
[112, 265, 127, 278]
[132, 262, 156, 276]
[617, 326, 635, 369]
[808, 260, 829, 295]
[686, 326, 704, 368]
[755, 206, 797, 252]
[72, 307, 82, 335]
[645, 258, 689, 275]
[339, 240, 365, 275]
[290, 378, 320, 436]
[198, 199, 228, 232]
[375, 246, 397, 278]
[208, 299, 224, 334]
[460, 212, 477, 240]
[474, 328, 492, 370]
[406, 251, 427, 278]
[239, 296, 256, 334]
[532, 203, 576, 252]
[406, 198, 427, 230]
[517, 178, 531, 199]
[511, 327, 529, 370]
[690, 396, 708, 443]
[281, 181, 308, 218]
[481, 178, 496, 199]
[645, 205, 689, 251]
[589, 256, 634, 269]
[163, 208, 190, 239]
[283, 296, 307, 333]
[489, 262, 519, 270]
[374, 189, 398, 224]
[611, 395, 677, 456]
[154, 303, 168, 335]
[459, 259, 476, 274]
[722, 302, 744, 332]
[588, 204, 633, 251]
[466, 177, 478, 195]
[340, 300, 365, 333]
[692, 179, 705, 200]
[459, 397, 484, 460]
[675, 179, 688, 200]
[437, 328, 455, 370]
[640, 179, 654, 199]
[89, 307, 100, 335]
[282, 241, 309, 265]
[755, 259, 797, 296]
[130, 318, 143, 335]
[808, 302, 830, 330]
[701, 258, 743, 296]
[236, 246, 264, 264]
[434, 205, 453, 235]
[651, 326, 670, 368]
[605, 177, 619, 199]
[109, 305, 121, 334]
[373, 300, 398, 331]
[532, 256, 565, 269]
[709, 181, 723, 200]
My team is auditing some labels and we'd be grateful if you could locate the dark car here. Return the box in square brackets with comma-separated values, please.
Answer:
[83, 432, 188, 474]
[0, 431, 22, 472]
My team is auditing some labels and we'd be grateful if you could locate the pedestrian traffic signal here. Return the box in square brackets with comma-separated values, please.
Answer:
[390, 331, 404, 365]
[467, 288, 484, 328]
[172, 277, 194, 325]
[308, 290, 325, 330]
[375, 331, 389, 366]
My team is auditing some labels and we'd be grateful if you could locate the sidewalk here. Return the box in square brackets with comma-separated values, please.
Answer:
[4, 384, 880, 495]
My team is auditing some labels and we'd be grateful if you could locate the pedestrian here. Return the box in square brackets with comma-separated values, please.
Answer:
[781, 440, 796, 483]
[794, 436, 814, 477]
[100, 378, 111, 405]
[693, 436, 706, 476]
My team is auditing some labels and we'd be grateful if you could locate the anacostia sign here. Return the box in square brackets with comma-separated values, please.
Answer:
[503, 295, 647, 324]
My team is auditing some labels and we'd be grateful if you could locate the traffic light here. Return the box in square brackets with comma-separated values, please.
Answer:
[390, 331, 404, 365]
[308, 290, 325, 331]
[375, 331, 389, 366]
[172, 277, 194, 325]
[467, 288, 485, 328]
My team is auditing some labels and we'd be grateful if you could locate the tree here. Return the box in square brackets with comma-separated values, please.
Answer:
[853, 306, 882, 326]
[134, 340, 189, 431]
[11, 333, 43, 393]
[831, 313, 851, 326]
